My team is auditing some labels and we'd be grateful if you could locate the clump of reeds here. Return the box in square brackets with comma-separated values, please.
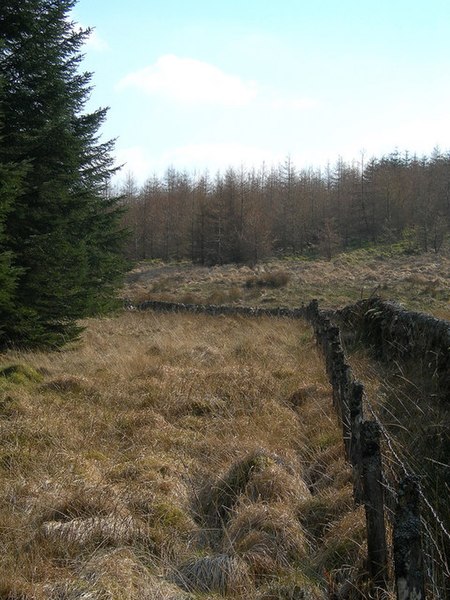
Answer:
[245, 271, 291, 289]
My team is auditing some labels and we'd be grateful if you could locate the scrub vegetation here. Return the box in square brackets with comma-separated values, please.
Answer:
[1, 248, 448, 597]
[0, 311, 372, 599]
[125, 245, 450, 320]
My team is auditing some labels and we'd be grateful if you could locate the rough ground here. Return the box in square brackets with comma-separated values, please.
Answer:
[0, 311, 370, 599]
[124, 248, 450, 320]
[2, 248, 448, 598]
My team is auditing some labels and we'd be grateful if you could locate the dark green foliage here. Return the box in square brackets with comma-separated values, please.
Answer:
[0, 160, 23, 338]
[0, 84, 27, 339]
[0, 0, 126, 347]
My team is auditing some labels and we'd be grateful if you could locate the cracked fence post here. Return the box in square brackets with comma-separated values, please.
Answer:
[393, 476, 426, 600]
[362, 420, 388, 592]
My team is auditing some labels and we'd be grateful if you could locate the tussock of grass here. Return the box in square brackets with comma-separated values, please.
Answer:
[198, 449, 310, 529]
[40, 514, 148, 551]
[305, 444, 352, 493]
[37, 484, 127, 524]
[298, 485, 354, 540]
[225, 502, 308, 575]
[314, 507, 367, 572]
[40, 375, 95, 395]
[0, 582, 34, 600]
[244, 458, 311, 506]
[245, 270, 291, 289]
[0, 363, 43, 385]
[197, 450, 310, 530]
[172, 554, 251, 594]
[256, 574, 325, 600]
[45, 548, 184, 600]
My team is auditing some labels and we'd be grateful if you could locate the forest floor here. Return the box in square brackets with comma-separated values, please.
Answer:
[0, 248, 448, 598]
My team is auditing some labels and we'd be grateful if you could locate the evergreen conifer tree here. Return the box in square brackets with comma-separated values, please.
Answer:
[0, 152, 24, 340]
[0, 0, 126, 347]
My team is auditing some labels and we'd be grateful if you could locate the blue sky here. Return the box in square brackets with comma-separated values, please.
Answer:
[73, 0, 450, 183]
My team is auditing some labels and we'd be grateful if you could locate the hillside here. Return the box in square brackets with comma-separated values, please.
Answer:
[124, 248, 450, 320]
[1, 250, 448, 598]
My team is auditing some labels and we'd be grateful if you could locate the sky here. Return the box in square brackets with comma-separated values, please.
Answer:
[73, 0, 450, 184]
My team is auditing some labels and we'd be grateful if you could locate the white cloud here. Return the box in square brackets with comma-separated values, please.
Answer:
[117, 54, 258, 106]
[161, 142, 283, 173]
[117, 54, 319, 116]
[113, 143, 285, 183]
[114, 146, 154, 183]
[86, 28, 109, 52]
[362, 117, 450, 157]
[268, 94, 318, 111]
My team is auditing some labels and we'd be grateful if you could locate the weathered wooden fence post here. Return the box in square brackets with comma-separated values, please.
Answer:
[393, 476, 426, 600]
[349, 380, 364, 505]
[307, 299, 319, 326]
[340, 363, 352, 460]
[362, 420, 388, 592]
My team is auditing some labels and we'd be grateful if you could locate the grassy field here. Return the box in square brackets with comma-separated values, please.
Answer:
[124, 247, 450, 321]
[1, 248, 448, 598]
[0, 310, 373, 599]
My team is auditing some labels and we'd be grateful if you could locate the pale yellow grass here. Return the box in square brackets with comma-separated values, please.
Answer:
[0, 311, 366, 598]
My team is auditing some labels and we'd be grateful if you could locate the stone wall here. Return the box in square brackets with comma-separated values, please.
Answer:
[335, 298, 450, 401]
[131, 299, 306, 319]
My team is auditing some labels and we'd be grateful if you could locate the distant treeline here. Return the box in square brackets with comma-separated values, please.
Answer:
[121, 150, 450, 264]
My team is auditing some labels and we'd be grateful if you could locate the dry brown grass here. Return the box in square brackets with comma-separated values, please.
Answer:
[224, 502, 309, 575]
[172, 554, 251, 594]
[124, 249, 450, 319]
[346, 346, 450, 558]
[0, 311, 370, 598]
